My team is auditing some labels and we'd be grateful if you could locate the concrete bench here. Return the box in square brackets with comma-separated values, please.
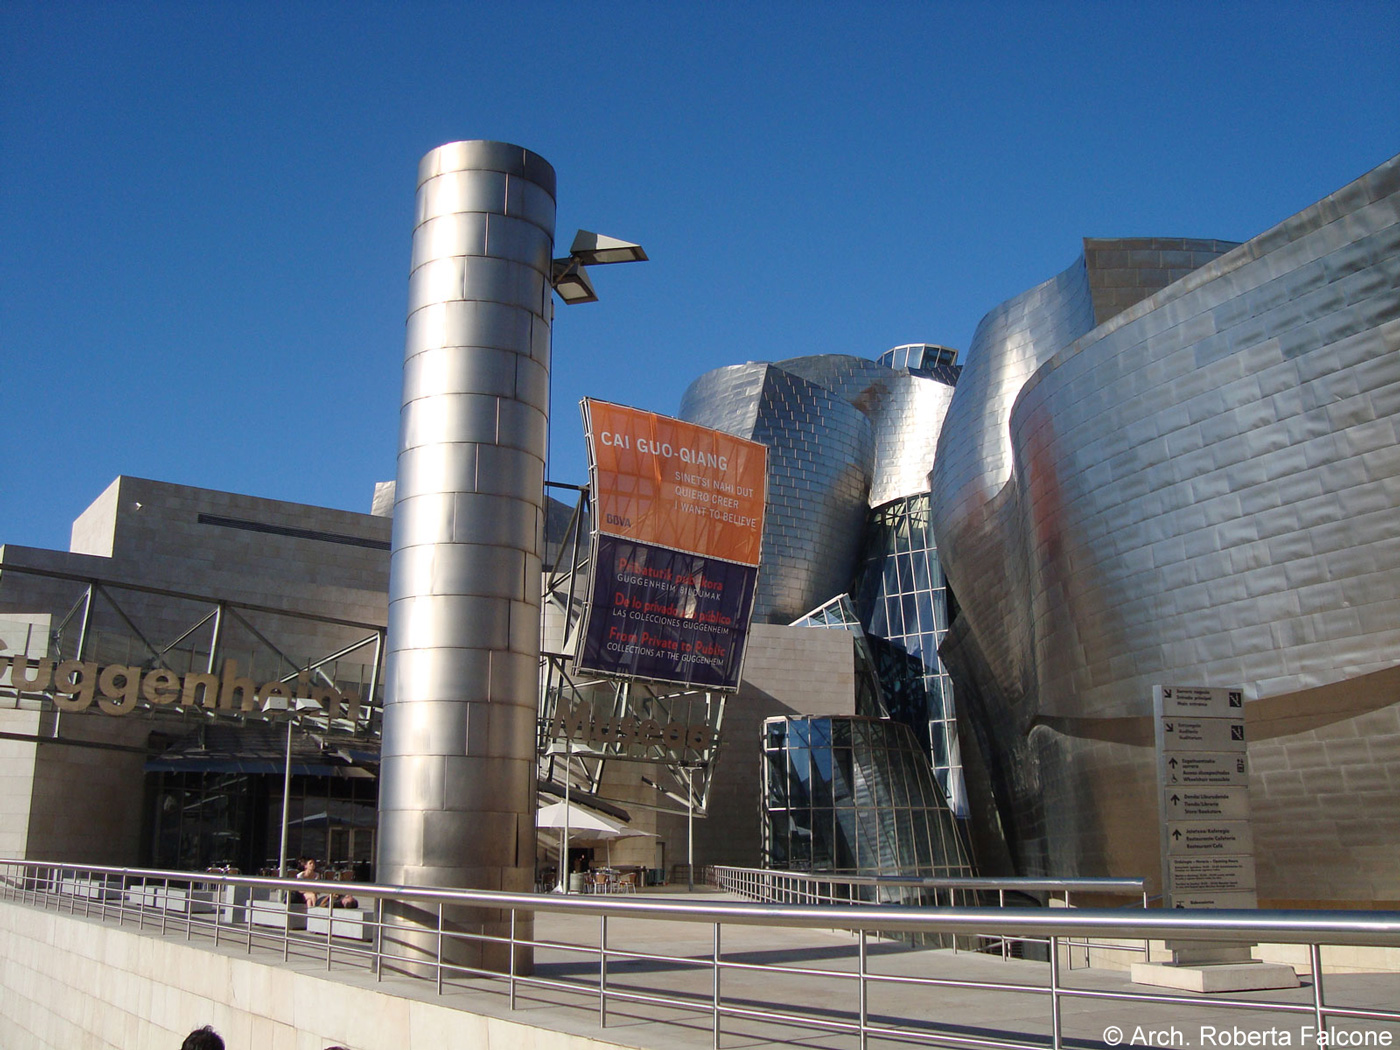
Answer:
[216, 885, 253, 923]
[124, 885, 160, 908]
[157, 887, 217, 913]
[61, 877, 124, 901]
[306, 906, 375, 940]
[249, 897, 307, 931]
[122, 884, 217, 912]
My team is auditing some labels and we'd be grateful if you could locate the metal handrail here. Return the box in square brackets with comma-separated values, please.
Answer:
[712, 864, 1149, 898]
[4, 859, 1399, 1050]
[712, 863, 1153, 964]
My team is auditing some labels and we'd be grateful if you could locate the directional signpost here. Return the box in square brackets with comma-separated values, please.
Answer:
[1153, 685, 1255, 911]
[1133, 686, 1298, 991]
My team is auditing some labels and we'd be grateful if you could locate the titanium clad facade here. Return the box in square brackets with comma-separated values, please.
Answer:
[929, 240, 1238, 726]
[679, 353, 962, 626]
[380, 141, 555, 969]
[931, 155, 1400, 904]
[680, 363, 874, 625]
[681, 350, 969, 828]
[777, 353, 959, 507]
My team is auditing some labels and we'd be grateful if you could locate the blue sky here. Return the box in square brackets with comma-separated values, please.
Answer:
[2, 1, 1397, 551]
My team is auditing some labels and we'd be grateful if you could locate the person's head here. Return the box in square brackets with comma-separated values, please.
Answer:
[302, 857, 317, 873]
[181, 1025, 224, 1050]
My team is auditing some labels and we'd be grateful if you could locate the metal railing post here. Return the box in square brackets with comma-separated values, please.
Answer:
[325, 893, 335, 971]
[1311, 942, 1326, 1037]
[1064, 890, 1073, 970]
[1050, 934, 1063, 1050]
[1000, 888, 1008, 960]
[712, 922, 722, 1050]
[859, 928, 869, 1050]
[599, 914, 608, 1027]
[509, 909, 517, 1010]
[373, 897, 383, 981]
[436, 902, 445, 995]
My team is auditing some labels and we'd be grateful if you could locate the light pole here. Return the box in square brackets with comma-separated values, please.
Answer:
[262, 693, 321, 882]
[683, 764, 695, 892]
[554, 743, 578, 894]
[549, 229, 646, 895]
[642, 766, 705, 892]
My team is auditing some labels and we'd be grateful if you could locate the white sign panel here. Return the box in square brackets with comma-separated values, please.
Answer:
[1162, 717, 1246, 752]
[1169, 891, 1259, 910]
[1159, 686, 1244, 718]
[1167, 821, 1254, 856]
[1165, 752, 1249, 787]
[1165, 786, 1251, 820]
[1169, 855, 1257, 892]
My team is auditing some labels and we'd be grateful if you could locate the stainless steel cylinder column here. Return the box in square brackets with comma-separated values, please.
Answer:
[378, 141, 555, 975]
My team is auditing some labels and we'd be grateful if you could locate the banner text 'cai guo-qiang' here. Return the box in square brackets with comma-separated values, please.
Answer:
[0, 648, 361, 722]
[584, 399, 767, 567]
[577, 399, 767, 691]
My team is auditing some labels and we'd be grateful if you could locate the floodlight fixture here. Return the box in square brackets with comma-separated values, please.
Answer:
[567, 230, 649, 266]
[550, 229, 648, 305]
[550, 258, 598, 304]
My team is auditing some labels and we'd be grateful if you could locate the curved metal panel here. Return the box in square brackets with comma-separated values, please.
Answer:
[418, 139, 557, 196]
[505, 177, 558, 232]
[473, 445, 546, 501]
[414, 170, 508, 227]
[681, 362, 873, 624]
[449, 493, 539, 545]
[405, 301, 536, 358]
[777, 354, 960, 508]
[399, 392, 502, 450]
[386, 593, 512, 652]
[383, 647, 493, 703]
[380, 701, 474, 758]
[388, 543, 527, 603]
[401, 347, 518, 403]
[410, 212, 490, 270]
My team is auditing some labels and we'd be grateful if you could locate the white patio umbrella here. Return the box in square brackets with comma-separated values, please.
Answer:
[536, 801, 654, 870]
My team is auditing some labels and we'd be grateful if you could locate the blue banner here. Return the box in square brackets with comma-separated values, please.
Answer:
[578, 535, 758, 690]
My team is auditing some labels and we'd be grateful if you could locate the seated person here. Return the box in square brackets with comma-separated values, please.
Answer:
[295, 857, 321, 906]
[296, 858, 358, 909]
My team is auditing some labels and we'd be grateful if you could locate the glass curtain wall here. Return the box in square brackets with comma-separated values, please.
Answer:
[146, 770, 377, 877]
[761, 715, 974, 887]
[852, 494, 966, 816]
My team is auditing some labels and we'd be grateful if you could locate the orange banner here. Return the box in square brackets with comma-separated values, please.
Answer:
[584, 399, 767, 566]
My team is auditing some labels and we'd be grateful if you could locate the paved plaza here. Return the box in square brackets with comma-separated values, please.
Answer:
[170, 889, 1400, 1050]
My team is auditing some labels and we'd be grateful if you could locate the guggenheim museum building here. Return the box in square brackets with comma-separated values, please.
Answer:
[0, 147, 1396, 913]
